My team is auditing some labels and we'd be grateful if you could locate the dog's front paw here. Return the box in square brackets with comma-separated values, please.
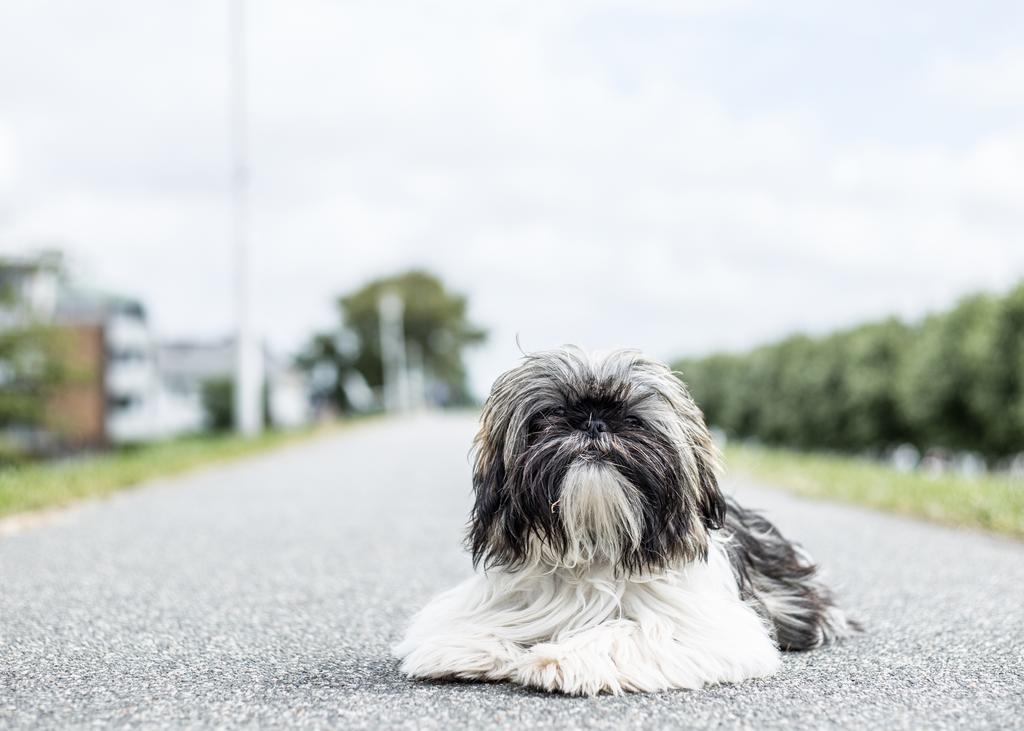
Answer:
[396, 633, 522, 682]
[515, 641, 623, 696]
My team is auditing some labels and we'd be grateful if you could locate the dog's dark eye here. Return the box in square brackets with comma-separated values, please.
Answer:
[530, 406, 565, 430]
[623, 415, 642, 428]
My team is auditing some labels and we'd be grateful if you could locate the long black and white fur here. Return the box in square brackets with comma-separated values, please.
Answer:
[395, 347, 856, 695]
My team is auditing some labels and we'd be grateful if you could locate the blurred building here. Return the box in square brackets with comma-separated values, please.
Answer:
[158, 338, 313, 430]
[2, 251, 312, 448]
[54, 289, 203, 443]
[1, 252, 204, 446]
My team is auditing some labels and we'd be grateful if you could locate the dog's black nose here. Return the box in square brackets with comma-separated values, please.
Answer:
[585, 417, 609, 438]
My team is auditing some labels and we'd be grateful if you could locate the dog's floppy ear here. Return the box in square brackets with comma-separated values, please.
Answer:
[466, 356, 555, 569]
[692, 437, 726, 530]
[660, 400, 728, 565]
[467, 424, 508, 569]
[673, 380, 727, 533]
[639, 356, 727, 536]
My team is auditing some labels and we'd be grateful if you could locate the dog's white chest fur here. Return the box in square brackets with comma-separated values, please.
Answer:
[395, 538, 780, 696]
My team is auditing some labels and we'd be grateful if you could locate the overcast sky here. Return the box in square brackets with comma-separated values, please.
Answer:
[1, 1, 1023, 396]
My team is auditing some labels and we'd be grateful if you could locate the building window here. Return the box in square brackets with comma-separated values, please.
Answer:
[106, 347, 147, 363]
[107, 393, 140, 412]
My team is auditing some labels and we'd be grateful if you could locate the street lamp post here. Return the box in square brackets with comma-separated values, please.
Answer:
[378, 292, 409, 413]
[229, 0, 263, 435]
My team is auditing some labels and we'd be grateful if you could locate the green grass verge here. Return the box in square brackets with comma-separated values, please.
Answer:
[724, 444, 1024, 539]
[0, 425, 344, 519]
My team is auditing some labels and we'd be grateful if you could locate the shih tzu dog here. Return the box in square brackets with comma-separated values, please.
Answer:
[395, 347, 856, 696]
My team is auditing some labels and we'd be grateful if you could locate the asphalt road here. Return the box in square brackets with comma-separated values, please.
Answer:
[1, 414, 1022, 729]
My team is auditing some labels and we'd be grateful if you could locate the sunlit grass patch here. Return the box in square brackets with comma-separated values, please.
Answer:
[724, 444, 1024, 539]
[0, 424, 345, 519]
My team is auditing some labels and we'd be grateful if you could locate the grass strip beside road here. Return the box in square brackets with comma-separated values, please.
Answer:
[725, 444, 1024, 539]
[0, 425, 343, 519]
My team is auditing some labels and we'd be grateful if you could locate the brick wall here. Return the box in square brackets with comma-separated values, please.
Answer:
[46, 324, 107, 448]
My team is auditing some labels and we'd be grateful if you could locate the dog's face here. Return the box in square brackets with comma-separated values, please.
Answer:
[469, 347, 725, 574]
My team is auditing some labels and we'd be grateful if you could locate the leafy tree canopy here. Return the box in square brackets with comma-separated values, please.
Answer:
[298, 270, 486, 411]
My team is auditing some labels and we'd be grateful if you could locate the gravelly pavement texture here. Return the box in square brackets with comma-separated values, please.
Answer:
[1, 413, 1022, 730]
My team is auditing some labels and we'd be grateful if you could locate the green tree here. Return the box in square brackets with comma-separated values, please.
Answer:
[298, 270, 487, 410]
[677, 353, 740, 431]
[897, 295, 997, 454]
[968, 284, 1024, 456]
[0, 328, 66, 426]
[296, 333, 358, 412]
[0, 283, 69, 461]
[839, 319, 914, 451]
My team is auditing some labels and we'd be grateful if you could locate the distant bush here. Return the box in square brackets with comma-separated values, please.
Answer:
[201, 377, 274, 432]
[201, 378, 234, 432]
[675, 283, 1024, 462]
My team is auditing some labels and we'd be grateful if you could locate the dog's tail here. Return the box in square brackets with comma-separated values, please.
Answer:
[720, 497, 860, 651]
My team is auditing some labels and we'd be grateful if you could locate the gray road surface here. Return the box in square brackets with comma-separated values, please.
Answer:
[1, 414, 1022, 729]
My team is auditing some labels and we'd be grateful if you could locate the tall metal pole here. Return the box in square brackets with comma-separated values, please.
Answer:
[378, 292, 409, 413]
[229, 0, 263, 434]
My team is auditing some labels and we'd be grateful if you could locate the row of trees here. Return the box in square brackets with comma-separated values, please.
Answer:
[675, 283, 1024, 461]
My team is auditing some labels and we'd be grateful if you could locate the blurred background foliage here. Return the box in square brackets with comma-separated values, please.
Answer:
[676, 282, 1024, 463]
[297, 270, 486, 412]
[200, 377, 274, 433]
[0, 278, 70, 463]
[0, 325, 69, 462]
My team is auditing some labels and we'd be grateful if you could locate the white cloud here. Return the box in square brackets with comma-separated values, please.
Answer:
[0, 0, 1022, 397]
[0, 122, 15, 191]
[929, 47, 1024, 108]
